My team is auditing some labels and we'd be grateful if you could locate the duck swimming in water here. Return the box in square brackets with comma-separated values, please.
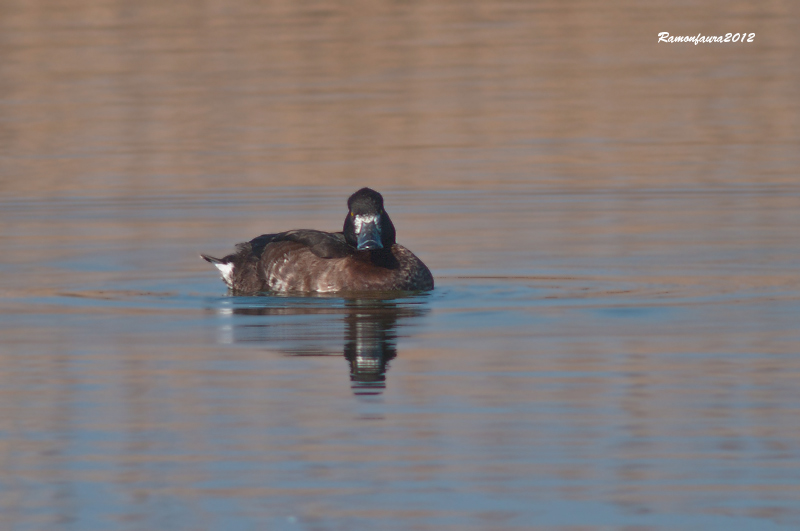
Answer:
[201, 188, 434, 293]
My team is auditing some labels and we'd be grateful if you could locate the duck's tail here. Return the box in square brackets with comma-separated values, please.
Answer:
[200, 254, 235, 287]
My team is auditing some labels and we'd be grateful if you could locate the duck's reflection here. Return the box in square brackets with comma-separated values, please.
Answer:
[210, 295, 429, 395]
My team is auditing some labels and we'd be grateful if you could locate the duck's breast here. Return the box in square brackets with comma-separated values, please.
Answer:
[258, 242, 432, 292]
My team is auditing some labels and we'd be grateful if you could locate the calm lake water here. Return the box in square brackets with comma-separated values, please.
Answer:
[2, 1, 800, 530]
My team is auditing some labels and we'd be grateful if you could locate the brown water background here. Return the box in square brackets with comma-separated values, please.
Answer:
[1, 1, 799, 529]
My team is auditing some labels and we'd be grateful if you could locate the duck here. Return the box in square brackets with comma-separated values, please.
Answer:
[201, 188, 434, 293]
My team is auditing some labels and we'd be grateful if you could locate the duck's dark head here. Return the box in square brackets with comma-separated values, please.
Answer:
[344, 188, 397, 251]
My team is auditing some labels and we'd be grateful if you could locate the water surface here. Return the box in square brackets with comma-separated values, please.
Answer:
[2, 188, 799, 530]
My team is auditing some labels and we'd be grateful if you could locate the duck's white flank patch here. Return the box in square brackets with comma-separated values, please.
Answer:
[213, 262, 235, 286]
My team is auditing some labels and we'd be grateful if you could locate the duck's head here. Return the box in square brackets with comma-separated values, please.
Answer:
[344, 188, 397, 251]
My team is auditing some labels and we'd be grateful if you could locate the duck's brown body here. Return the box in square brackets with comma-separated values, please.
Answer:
[207, 238, 432, 294]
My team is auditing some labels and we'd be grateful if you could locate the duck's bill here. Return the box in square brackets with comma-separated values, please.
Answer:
[355, 215, 383, 250]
